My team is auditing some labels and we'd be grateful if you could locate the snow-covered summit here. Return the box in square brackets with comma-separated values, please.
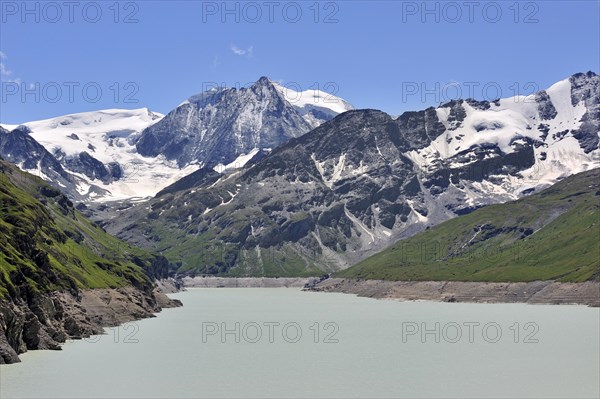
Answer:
[1, 72, 596, 208]
[177, 77, 354, 128]
[135, 76, 355, 168]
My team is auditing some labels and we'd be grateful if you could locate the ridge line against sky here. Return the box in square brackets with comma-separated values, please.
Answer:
[0, 0, 599, 123]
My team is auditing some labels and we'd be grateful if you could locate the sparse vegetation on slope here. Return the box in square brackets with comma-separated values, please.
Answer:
[0, 158, 180, 364]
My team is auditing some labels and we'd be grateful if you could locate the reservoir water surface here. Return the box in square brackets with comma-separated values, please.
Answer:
[1, 288, 598, 398]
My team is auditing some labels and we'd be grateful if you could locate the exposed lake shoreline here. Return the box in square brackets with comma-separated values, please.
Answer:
[307, 278, 600, 307]
[177, 276, 600, 306]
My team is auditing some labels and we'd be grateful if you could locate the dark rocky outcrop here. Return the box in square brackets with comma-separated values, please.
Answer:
[156, 167, 221, 197]
[60, 152, 123, 184]
[570, 71, 600, 153]
[0, 126, 72, 186]
[0, 286, 181, 364]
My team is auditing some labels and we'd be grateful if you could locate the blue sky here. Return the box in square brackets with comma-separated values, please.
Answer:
[0, 0, 598, 123]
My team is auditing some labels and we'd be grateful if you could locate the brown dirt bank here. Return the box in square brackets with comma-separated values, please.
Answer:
[0, 286, 181, 364]
[307, 278, 600, 307]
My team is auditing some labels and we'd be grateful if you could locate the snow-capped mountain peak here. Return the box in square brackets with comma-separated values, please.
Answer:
[2, 73, 595, 210]
[178, 76, 354, 128]
[135, 76, 355, 169]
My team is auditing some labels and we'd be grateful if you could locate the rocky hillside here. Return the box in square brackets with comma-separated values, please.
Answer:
[337, 168, 600, 282]
[0, 125, 75, 196]
[0, 159, 179, 364]
[99, 72, 599, 277]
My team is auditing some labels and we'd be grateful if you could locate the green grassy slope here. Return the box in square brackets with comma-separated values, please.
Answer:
[0, 159, 170, 298]
[338, 169, 600, 282]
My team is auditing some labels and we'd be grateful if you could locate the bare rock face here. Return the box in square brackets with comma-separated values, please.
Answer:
[0, 329, 21, 364]
[570, 71, 600, 153]
[0, 306, 23, 364]
[0, 286, 181, 364]
[135, 78, 311, 168]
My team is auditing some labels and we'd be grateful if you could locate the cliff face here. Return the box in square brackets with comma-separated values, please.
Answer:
[0, 286, 180, 364]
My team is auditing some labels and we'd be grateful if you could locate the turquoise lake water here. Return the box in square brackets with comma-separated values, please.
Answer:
[1, 288, 599, 398]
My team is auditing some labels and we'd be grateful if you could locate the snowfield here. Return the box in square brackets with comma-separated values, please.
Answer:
[407, 77, 599, 200]
[7, 108, 203, 201]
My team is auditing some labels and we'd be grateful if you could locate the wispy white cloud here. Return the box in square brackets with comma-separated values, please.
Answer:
[231, 45, 245, 55]
[230, 45, 253, 57]
[0, 51, 10, 75]
[0, 52, 22, 84]
[0, 63, 11, 76]
[211, 55, 220, 71]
